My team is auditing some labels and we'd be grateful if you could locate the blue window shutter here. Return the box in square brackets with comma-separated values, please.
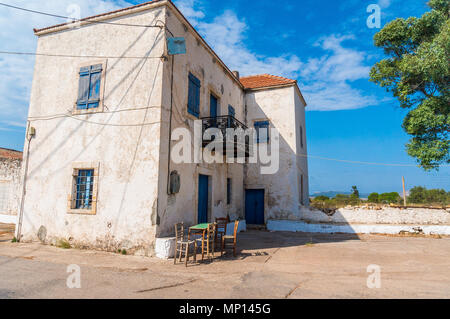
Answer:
[228, 105, 235, 118]
[77, 65, 102, 110]
[188, 73, 200, 117]
[77, 67, 90, 109]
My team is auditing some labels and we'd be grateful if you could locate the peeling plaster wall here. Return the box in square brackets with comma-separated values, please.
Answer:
[245, 86, 309, 221]
[20, 8, 166, 254]
[156, 7, 245, 237]
[0, 158, 22, 216]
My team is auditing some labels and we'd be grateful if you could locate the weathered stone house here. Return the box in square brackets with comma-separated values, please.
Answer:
[18, 0, 308, 255]
[0, 148, 22, 224]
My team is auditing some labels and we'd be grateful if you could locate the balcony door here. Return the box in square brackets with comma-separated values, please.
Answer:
[210, 94, 218, 118]
[198, 174, 209, 224]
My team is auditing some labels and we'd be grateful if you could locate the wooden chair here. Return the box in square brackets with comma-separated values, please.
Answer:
[196, 223, 216, 261]
[215, 217, 229, 250]
[221, 220, 240, 257]
[174, 223, 197, 267]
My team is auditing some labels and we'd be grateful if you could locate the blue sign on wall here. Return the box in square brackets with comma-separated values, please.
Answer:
[167, 37, 186, 55]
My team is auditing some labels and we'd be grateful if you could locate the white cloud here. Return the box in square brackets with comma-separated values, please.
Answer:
[0, 0, 132, 128]
[378, 0, 392, 9]
[174, 0, 204, 26]
[175, 1, 377, 111]
[300, 34, 377, 110]
[0, 0, 379, 124]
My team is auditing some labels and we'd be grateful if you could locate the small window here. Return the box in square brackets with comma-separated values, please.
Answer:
[188, 73, 201, 117]
[300, 126, 304, 149]
[77, 64, 103, 110]
[227, 178, 232, 205]
[254, 121, 270, 143]
[74, 169, 95, 210]
[228, 105, 235, 118]
[300, 175, 304, 205]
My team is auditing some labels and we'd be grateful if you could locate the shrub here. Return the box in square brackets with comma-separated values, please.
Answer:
[368, 193, 379, 203]
[314, 196, 330, 201]
[379, 192, 401, 204]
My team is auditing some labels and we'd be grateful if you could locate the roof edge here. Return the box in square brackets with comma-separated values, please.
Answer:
[33, 0, 166, 35]
[245, 82, 308, 107]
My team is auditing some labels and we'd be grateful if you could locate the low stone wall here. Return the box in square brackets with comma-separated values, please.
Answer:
[0, 156, 22, 217]
[267, 219, 450, 235]
[301, 206, 450, 225]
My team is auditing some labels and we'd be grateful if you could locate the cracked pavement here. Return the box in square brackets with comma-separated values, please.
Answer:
[0, 226, 449, 299]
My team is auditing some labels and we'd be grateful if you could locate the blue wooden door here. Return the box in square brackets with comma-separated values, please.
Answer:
[210, 94, 218, 118]
[245, 189, 265, 225]
[198, 175, 209, 224]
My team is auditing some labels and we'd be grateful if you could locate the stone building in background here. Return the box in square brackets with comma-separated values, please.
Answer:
[0, 148, 22, 223]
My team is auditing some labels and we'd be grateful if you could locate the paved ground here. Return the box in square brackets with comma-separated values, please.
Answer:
[0, 224, 449, 299]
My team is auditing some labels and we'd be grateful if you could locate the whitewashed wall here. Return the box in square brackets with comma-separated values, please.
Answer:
[156, 4, 245, 237]
[20, 6, 166, 254]
[245, 86, 309, 221]
[0, 158, 22, 218]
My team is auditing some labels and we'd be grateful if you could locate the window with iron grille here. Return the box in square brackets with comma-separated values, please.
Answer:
[187, 72, 201, 117]
[74, 169, 94, 210]
[254, 120, 270, 143]
[77, 64, 102, 110]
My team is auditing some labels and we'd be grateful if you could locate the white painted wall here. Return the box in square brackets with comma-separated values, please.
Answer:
[155, 5, 246, 237]
[245, 86, 309, 222]
[20, 7, 166, 254]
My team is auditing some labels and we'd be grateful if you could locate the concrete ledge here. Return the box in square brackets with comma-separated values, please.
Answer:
[0, 214, 17, 224]
[155, 237, 175, 259]
[267, 219, 450, 235]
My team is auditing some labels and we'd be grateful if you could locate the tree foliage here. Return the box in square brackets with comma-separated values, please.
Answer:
[370, 0, 450, 170]
[408, 186, 449, 204]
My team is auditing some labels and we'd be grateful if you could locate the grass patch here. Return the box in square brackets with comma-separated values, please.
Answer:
[56, 239, 71, 249]
[11, 237, 17, 243]
[118, 249, 127, 255]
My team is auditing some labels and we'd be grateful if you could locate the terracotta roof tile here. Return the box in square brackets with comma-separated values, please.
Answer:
[240, 74, 297, 90]
[0, 148, 22, 160]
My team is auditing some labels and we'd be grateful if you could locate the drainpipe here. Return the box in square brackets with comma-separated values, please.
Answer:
[16, 121, 34, 241]
[166, 51, 175, 195]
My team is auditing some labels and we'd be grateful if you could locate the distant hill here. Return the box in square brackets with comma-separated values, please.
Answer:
[310, 191, 370, 199]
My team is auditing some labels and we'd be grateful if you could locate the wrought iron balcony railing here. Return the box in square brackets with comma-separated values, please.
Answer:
[201, 115, 250, 158]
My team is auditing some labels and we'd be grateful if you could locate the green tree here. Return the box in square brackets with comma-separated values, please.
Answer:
[379, 192, 402, 204]
[368, 193, 380, 203]
[351, 186, 360, 198]
[408, 186, 449, 204]
[370, 0, 450, 170]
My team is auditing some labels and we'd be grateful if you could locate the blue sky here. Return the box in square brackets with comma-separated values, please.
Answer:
[0, 0, 448, 194]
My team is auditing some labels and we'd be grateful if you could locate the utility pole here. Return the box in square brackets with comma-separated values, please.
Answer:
[402, 176, 407, 207]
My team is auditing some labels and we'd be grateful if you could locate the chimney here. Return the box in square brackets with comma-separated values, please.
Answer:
[232, 71, 240, 80]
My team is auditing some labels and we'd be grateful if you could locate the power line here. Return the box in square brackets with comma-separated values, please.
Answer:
[0, 2, 164, 28]
[297, 153, 450, 168]
[0, 51, 164, 59]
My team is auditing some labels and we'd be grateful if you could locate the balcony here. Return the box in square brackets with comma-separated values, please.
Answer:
[201, 115, 250, 158]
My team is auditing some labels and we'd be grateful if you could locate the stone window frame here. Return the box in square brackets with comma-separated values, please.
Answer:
[67, 162, 100, 215]
[72, 60, 107, 116]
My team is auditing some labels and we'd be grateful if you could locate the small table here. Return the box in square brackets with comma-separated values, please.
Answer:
[188, 223, 213, 260]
